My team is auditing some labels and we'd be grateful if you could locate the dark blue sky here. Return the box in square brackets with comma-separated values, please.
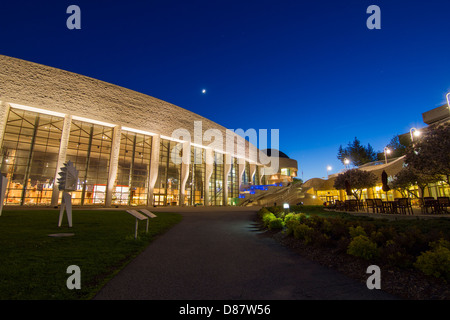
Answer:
[1, 0, 449, 181]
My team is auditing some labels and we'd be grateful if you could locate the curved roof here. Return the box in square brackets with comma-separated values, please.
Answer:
[261, 149, 290, 159]
[0, 55, 260, 162]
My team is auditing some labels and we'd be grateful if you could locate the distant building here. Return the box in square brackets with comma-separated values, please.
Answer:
[0, 55, 269, 207]
[260, 149, 298, 185]
[303, 102, 450, 205]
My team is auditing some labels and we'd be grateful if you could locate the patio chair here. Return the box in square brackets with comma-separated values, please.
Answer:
[345, 199, 358, 212]
[335, 200, 345, 211]
[397, 198, 413, 215]
[366, 199, 376, 213]
[437, 197, 450, 214]
[420, 197, 438, 214]
[373, 199, 385, 213]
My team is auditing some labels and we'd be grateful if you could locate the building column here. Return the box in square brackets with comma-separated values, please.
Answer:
[367, 187, 375, 199]
[223, 154, 232, 205]
[179, 141, 190, 206]
[51, 115, 72, 206]
[238, 159, 246, 190]
[339, 189, 346, 201]
[249, 163, 256, 185]
[147, 134, 160, 206]
[204, 148, 214, 206]
[105, 125, 121, 207]
[258, 165, 265, 185]
[0, 101, 10, 150]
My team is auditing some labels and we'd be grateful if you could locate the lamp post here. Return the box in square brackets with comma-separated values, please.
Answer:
[447, 92, 450, 113]
[326, 166, 332, 179]
[344, 158, 350, 169]
[384, 147, 391, 164]
[410, 127, 420, 142]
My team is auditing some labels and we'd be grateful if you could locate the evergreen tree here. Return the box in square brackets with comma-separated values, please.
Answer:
[337, 137, 378, 167]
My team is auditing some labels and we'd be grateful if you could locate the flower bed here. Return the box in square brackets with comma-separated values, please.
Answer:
[257, 206, 450, 299]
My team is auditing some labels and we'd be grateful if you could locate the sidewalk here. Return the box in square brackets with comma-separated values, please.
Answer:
[94, 208, 398, 300]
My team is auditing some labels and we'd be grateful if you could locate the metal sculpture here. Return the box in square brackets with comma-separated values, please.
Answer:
[57, 160, 79, 227]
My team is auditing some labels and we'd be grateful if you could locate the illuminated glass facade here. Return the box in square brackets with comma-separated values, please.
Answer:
[227, 157, 239, 205]
[153, 139, 182, 206]
[65, 119, 113, 205]
[186, 146, 205, 206]
[0, 105, 262, 207]
[0, 108, 63, 205]
[209, 152, 224, 206]
[113, 131, 152, 206]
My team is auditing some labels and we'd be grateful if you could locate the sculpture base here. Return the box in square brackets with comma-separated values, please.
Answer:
[48, 233, 75, 237]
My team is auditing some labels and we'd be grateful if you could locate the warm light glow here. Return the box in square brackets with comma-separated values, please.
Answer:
[122, 126, 157, 136]
[414, 130, 421, 137]
[447, 92, 450, 108]
[9, 103, 66, 118]
[385, 148, 391, 154]
[344, 159, 350, 165]
[72, 115, 115, 127]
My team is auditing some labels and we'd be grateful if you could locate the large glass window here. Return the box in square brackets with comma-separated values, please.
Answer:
[242, 161, 250, 185]
[209, 152, 224, 206]
[65, 120, 113, 205]
[0, 108, 63, 205]
[113, 131, 152, 206]
[153, 139, 181, 206]
[186, 146, 204, 206]
[253, 165, 261, 185]
[227, 157, 239, 205]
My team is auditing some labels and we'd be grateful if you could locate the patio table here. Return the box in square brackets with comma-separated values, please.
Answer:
[383, 201, 398, 214]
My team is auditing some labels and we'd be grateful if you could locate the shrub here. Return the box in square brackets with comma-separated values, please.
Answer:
[284, 213, 308, 235]
[414, 239, 450, 281]
[262, 212, 277, 228]
[309, 230, 332, 247]
[268, 218, 284, 230]
[347, 235, 379, 260]
[349, 225, 367, 238]
[293, 223, 314, 242]
[381, 239, 414, 269]
[268, 206, 284, 218]
[257, 207, 271, 219]
[283, 213, 296, 224]
[328, 217, 349, 240]
[370, 226, 397, 246]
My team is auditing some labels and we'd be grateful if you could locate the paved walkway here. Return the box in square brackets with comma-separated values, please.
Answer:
[94, 207, 398, 300]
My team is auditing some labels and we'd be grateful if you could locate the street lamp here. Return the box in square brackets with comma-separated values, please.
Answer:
[344, 158, 350, 169]
[410, 127, 421, 142]
[326, 166, 332, 179]
[447, 92, 450, 112]
[384, 147, 391, 164]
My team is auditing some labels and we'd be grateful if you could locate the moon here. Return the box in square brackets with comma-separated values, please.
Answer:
[202, 89, 206, 94]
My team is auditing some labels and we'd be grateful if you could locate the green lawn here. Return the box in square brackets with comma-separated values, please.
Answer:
[0, 209, 182, 300]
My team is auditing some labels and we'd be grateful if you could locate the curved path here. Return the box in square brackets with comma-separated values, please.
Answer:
[94, 208, 397, 300]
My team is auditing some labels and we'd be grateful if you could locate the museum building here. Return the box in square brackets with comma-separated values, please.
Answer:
[0, 55, 269, 207]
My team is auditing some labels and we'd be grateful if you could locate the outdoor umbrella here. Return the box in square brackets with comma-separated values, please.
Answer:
[381, 170, 390, 192]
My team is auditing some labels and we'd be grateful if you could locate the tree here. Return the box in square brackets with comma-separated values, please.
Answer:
[337, 137, 378, 167]
[404, 122, 450, 185]
[385, 134, 408, 158]
[333, 169, 377, 201]
[389, 166, 441, 199]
